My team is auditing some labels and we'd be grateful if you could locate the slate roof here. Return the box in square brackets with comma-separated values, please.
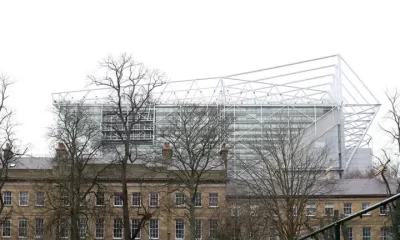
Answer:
[227, 178, 398, 198]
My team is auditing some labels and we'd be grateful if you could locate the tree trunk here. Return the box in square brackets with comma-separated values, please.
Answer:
[189, 189, 196, 240]
[122, 141, 131, 240]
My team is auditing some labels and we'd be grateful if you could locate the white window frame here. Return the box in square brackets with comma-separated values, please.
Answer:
[132, 192, 141, 207]
[79, 218, 87, 239]
[306, 203, 316, 216]
[208, 193, 218, 207]
[36, 191, 45, 206]
[362, 203, 371, 215]
[95, 218, 105, 239]
[230, 204, 241, 217]
[362, 227, 371, 240]
[381, 227, 391, 240]
[149, 192, 159, 207]
[19, 192, 29, 206]
[149, 219, 159, 239]
[380, 205, 389, 216]
[195, 219, 202, 240]
[2, 219, 11, 238]
[175, 219, 185, 240]
[114, 193, 123, 207]
[61, 192, 70, 206]
[2, 191, 12, 206]
[113, 217, 123, 239]
[35, 218, 44, 239]
[60, 219, 69, 239]
[195, 193, 201, 207]
[175, 193, 185, 207]
[18, 218, 28, 238]
[131, 219, 141, 239]
[96, 192, 105, 206]
[324, 203, 334, 216]
[344, 203, 352, 215]
[346, 227, 353, 240]
[209, 219, 217, 239]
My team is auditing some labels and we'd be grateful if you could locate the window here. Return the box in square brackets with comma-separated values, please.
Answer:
[325, 203, 334, 216]
[176, 219, 184, 239]
[60, 219, 69, 238]
[150, 219, 159, 239]
[132, 192, 141, 207]
[362, 203, 371, 215]
[195, 219, 202, 240]
[114, 193, 123, 207]
[114, 217, 123, 239]
[2, 191, 12, 206]
[35, 218, 44, 239]
[250, 205, 259, 216]
[195, 193, 201, 207]
[2, 219, 11, 237]
[19, 192, 29, 206]
[344, 203, 352, 215]
[380, 205, 389, 215]
[36, 192, 45, 206]
[346, 227, 353, 240]
[175, 193, 185, 206]
[95, 218, 104, 239]
[61, 192, 69, 206]
[18, 218, 28, 238]
[79, 218, 87, 239]
[96, 192, 105, 206]
[293, 206, 298, 216]
[231, 204, 241, 216]
[209, 220, 217, 239]
[150, 192, 159, 207]
[131, 219, 141, 239]
[306, 203, 316, 216]
[381, 227, 391, 240]
[362, 227, 371, 240]
[208, 193, 218, 207]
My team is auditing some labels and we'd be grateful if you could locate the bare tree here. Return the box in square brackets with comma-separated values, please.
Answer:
[156, 104, 233, 240]
[238, 113, 333, 240]
[217, 195, 269, 240]
[374, 89, 400, 239]
[0, 74, 27, 226]
[44, 101, 108, 239]
[88, 53, 164, 240]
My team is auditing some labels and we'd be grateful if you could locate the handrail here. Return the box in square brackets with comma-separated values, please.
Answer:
[295, 192, 400, 240]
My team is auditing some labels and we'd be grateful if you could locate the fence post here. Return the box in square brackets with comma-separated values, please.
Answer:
[334, 223, 341, 240]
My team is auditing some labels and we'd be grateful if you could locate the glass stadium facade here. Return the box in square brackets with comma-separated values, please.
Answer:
[52, 55, 380, 178]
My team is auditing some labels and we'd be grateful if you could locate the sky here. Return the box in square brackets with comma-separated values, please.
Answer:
[0, 1, 399, 155]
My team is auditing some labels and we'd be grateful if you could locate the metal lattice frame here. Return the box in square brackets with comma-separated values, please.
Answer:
[52, 55, 380, 173]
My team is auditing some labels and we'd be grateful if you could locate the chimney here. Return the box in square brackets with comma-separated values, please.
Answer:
[3, 143, 13, 161]
[374, 165, 387, 182]
[220, 142, 228, 169]
[56, 142, 68, 159]
[162, 143, 172, 163]
[325, 166, 334, 180]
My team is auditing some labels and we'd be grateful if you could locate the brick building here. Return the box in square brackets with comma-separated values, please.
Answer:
[0, 149, 228, 240]
[226, 178, 394, 240]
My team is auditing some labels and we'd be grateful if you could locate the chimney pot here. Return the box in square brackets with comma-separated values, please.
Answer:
[220, 142, 228, 169]
[162, 143, 172, 163]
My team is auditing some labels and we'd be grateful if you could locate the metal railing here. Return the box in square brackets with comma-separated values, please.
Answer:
[294, 192, 400, 240]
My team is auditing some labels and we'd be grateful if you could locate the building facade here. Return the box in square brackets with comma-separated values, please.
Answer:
[1, 151, 228, 240]
[52, 55, 380, 179]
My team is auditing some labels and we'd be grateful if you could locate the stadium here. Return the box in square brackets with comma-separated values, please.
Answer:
[52, 55, 380, 178]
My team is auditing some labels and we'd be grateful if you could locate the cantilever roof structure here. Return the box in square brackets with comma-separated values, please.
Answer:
[52, 55, 380, 175]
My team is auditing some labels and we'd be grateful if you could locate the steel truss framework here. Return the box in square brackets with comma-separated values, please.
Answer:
[52, 55, 380, 174]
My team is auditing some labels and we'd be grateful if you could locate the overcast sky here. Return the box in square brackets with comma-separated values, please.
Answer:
[0, 1, 399, 155]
